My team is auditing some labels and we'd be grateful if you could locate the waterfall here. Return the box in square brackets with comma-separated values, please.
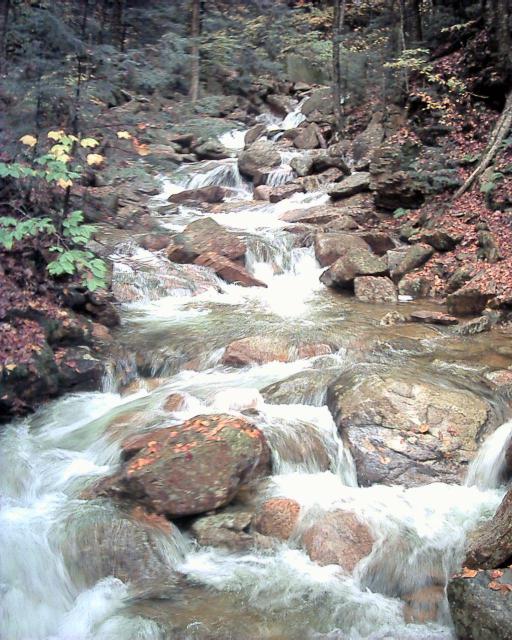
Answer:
[465, 419, 512, 489]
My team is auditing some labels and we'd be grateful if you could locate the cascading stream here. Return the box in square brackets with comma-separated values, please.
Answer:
[1, 110, 510, 640]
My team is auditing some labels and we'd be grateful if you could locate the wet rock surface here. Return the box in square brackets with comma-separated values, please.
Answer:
[327, 366, 499, 486]
[252, 498, 301, 540]
[320, 249, 388, 289]
[89, 414, 271, 517]
[168, 217, 247, 264]
[448, 568, 512, 640]
[301, 510, 375, 572]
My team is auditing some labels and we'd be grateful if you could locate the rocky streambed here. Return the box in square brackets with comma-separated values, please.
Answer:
[1, 99, 512, 640]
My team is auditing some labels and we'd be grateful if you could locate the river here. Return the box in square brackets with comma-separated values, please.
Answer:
[1, 108, 511, 640]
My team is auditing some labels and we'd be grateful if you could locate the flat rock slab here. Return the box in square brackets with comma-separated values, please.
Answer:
[409, 310, 459, 326]
[194, 252, 267, 288]
[168, 217, 247, 263]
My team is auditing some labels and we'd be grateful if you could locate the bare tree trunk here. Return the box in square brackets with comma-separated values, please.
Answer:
[113, 0, 126, 51]
[410, 0, 423, 42]
[0, 0, 10, 72]
[332, 0, 346, 134]
[189, 0, 201, 103]
[495, 0, 511, 72]
[453, 90, 512, 200]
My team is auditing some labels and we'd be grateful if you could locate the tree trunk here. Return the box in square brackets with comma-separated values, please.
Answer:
[495, 0, 511, 72]
[332, 0, 346, 134]
[113, 0, 126, 51]
[453, 90, 512, 200]
[189, 0, 201, 103]
[0, 0, 10, 72]
[410, 0, 423, 42]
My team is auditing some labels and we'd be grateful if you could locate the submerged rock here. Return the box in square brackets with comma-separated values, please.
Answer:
[301, 510, 375, 572]
[327, 366, 499, 486]
[222, 336, 330, 367]
[89, 414, 271, 517]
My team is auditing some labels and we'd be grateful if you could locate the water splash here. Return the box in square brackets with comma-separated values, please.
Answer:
[466, 419, 512, 489]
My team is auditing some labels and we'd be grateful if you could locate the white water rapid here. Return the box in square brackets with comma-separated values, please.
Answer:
[1, 109, 510, 640]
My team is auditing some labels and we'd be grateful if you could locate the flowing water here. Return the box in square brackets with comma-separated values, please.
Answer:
[2, 112, 512, 640]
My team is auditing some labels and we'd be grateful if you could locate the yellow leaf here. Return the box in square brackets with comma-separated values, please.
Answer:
[47, 130, 65, 141]
[80, 137, 100, 149]
[68, 135, 79, 142]
[117, 130, 132, 140]
[50, 144, 67, 158]
[20, 134, 37, 147]
[4, 363, 16, 371]
[86, 153, 104, 166]
[59, 154, 71, 164]
[57, 178, 73, 189]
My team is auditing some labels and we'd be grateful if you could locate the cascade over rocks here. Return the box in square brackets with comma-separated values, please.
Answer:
[88, 414, 271, 517]
[327, 366, 499, 486]
[320, 249, 388, 290]
[301, 510, 375, 572]
[238, 140, 281, 179]
[167, 217, 247, 264]
[194, 252, 267, 288]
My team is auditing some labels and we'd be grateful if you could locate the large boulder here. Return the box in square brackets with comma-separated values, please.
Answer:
[354, 276, 397, 303]
[447, 276, 497, 316]
[168, 186, 227, 204]
[281, 205, 344, 225]
[168, 217, 247, 264]
[293, 123, 322, 149]
[193, 139, 230, 160]
[313, 232, 371, 267]
[328, 172, 371, 200]
[89, 414, 271, 517]
[222, 336, 330, 367]
[327, 366, 499, 486]
[448, 568, 512, 640]
[465, 489, 512, 569]
[320, 249, 388, 290]
[238, 140, 281, 179]
[370, 145, 425, 210]
[352, 112, 385, 169]
[244, 123, 267, 147]
[301, 510, 375, 572]
[301, 87, 333, 117]
[391, 244, 434, 282]
[194, 252, 267, 288]
[252, 498, 301, 540]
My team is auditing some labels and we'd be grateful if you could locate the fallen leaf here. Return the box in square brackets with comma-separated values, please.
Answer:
[47, 130, 64, 141]
[86, 153, 104, 166]
[461, 567, 478, 579]
[490, 569, 504, 580]
[418, 423, 430, 434]
[117, 130, 132, 140]
[80, 137, 100, 149]
[20, 134, 37, 147]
